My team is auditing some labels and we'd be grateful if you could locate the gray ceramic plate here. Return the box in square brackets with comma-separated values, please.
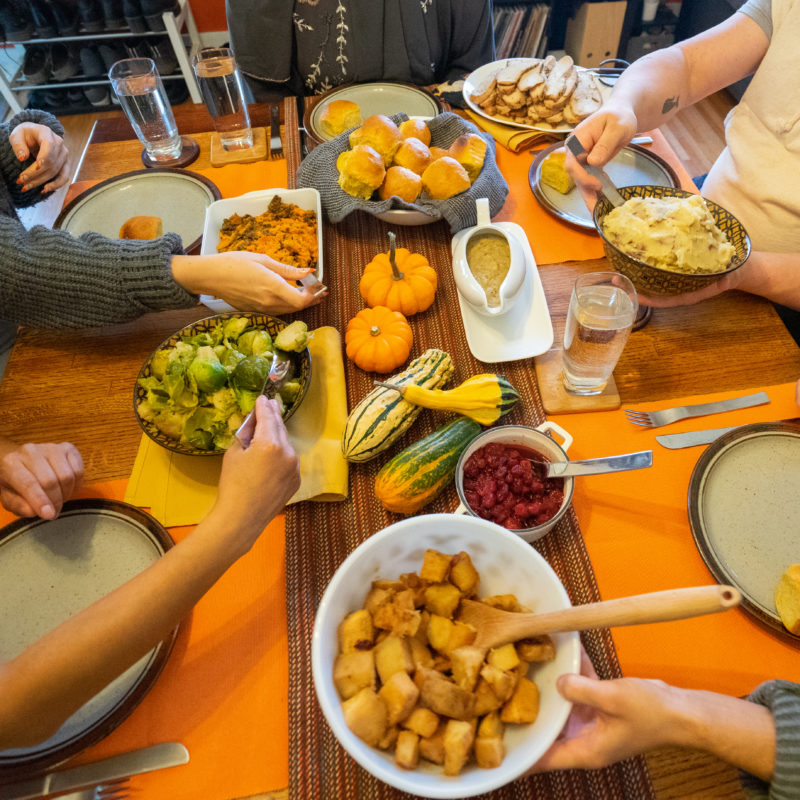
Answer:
[54, 168, 221, 253]
[0, 500, 177, 776]
[688, 421, 800, 644]
[529, 142, 680, 229]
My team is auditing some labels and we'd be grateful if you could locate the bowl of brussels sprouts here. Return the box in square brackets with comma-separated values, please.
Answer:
[134, 313, 312, 455]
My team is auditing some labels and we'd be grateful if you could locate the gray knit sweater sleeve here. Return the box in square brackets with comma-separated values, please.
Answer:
[740, 680, 800, 800]
[0, 109, 66, 209]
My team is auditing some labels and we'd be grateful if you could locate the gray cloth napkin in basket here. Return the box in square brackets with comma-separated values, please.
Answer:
[295, 112, 509, 233]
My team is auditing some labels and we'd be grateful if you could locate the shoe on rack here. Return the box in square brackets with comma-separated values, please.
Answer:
[0, 2, 33, 41]
[79, 44, 105, 77]
[50, 42, 79, 80]
[122, 0, 146, 32]
[101, 0, 124, 29]
[77, 0, 104, 32]
[22, 45, 50, 83]
[84, 84, 111, 106]
[97, 41, 126, 71]
[28, 0, 57, 37]
[164, 78, 187, 104]
[123, 38, 149, 59]
[66, 86, 85, 106]
[41, 87, 67, 108]
[140, 0, 165, 31]
[146, 36, 176, 74]
[48, 0, 79, 35]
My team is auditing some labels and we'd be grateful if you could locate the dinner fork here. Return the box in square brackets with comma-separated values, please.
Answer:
[269, 104, 283, 160]
[624, 391, 770, 428]
[58, 779, 129, 800]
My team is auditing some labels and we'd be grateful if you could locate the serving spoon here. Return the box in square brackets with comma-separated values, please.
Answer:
[459, 585, 741, 650]
[539, 449, 652, 478]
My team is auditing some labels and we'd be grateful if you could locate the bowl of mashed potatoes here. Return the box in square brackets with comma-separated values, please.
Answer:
[593, 186, 751, 296]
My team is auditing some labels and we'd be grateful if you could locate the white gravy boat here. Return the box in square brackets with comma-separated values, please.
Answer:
[452, 197, 527, 316]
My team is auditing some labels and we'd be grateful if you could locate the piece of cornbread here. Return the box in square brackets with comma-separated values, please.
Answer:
[775, 564, 800, 635]
[540, 151, 574, 194]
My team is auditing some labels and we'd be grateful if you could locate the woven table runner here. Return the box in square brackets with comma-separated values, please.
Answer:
[283, 97, 654, 800]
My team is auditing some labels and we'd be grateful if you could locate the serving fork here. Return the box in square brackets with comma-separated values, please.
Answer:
[57, 779, 129, 800]
[269, 104, 283, 160]
[624, 391, 769, 428]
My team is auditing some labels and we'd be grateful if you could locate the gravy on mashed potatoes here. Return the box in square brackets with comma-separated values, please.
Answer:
[602, 194, 735, 274]
[466, 233, 511, 306]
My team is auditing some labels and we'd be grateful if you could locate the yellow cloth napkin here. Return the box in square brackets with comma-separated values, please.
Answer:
[125, 326, 349, 525]
[465, 109, 563, 153]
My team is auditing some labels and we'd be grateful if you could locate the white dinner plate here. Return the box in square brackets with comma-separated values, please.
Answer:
[54, 168, 221, 253]
[688, 421, 800, 644]
[304, 82, 443, 143]
[462, 58, 612, 133]
[0, 500, 177, 776]
[451, 221, 553, 363]
[529, 142, 681, 229]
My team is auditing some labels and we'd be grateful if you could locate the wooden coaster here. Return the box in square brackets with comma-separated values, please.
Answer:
[141, 136, 199, 168]
[534, 348, 621, 414]
[210, 127, 267, 166]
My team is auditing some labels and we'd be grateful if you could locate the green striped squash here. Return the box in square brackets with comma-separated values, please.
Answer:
[374, 417, 482, 514]
[342, 349, 454, 462]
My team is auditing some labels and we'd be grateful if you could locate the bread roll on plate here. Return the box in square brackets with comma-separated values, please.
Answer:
[398, 118, 431, 146]
[393, 137, 432, 176]
[337, 144, 386, 199]
[349, 114, 402, 166]
[379, 166, 422, 203]
[119, 215, 163, 240]
[421, 156, 470, 200]
[448, 133, 487, 183]
[319, 99, 362, 137]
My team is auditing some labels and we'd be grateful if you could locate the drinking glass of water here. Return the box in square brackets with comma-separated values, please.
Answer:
[108, 58, 183, 162]
[562, 271, 638, 395]
[192, 47, 253, 151]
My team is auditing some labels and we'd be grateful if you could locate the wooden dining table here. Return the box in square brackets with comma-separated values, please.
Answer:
[2, 100, 800, 800]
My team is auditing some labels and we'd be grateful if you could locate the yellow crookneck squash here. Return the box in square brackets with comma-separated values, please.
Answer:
[345, 305, 413, 373]
[359, 231, 438, 316]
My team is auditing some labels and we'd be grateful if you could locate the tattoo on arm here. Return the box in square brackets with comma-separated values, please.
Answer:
[662, 96, 679, 114]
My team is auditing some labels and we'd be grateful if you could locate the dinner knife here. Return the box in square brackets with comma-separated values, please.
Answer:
[0, 742, 189, 800]
[565, 135, 625, 207]
[656, 426, 738, 449]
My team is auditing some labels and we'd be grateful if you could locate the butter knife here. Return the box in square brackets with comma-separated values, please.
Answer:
[656, 426, 738, 449]
[0, 743, 189, 800]
[565, 135, 625, 207]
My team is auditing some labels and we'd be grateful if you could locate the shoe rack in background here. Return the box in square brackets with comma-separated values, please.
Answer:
[0, 0, 202, 115]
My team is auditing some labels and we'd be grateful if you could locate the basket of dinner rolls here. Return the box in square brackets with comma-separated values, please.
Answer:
[296, 112, 509, 233]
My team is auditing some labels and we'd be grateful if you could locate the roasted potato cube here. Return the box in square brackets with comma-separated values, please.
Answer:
[374, 588, 421, 637]
[482, 594, 520, 612]
[402, 706, 440, 738]
[450, 551, 479, 594]
[477, 710, 504, 739]
[501, 676, 540, 724]
[379, 670, 420, 725]
[378, 725, 399, 750]
[399, 571, 428, 606]
[372, 578, 403, 591]
[426, 614, 455, 654]
[447, 620, 477, 651]
[342, 687, 388, 746]
[395, 730, 420, 770]
[408, 636, 435, 671]
[516, 636, 557, 663]
[420, 549, 452, 583]
[374, 634, 413, 684]
[450, 646, 485, 692]
[474, 736, 504, 769]
[473, 677, 503, 716]
[333, 649, 376, 699]
[480, 663, 516, 703]
[339, 609, 375, 653]
[419, 672, 475, 720]
[443, 719, 476, 776]
[487, 643, 520, 671]
[416, 610, 431, 645]
[424, 582, 462, 618]
[419, 722, 446, 764]
[364, 585, 395, 617]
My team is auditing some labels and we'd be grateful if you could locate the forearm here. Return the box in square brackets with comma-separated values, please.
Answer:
[734, 251, 800, 310]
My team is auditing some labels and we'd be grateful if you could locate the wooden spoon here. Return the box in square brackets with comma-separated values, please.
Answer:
[459, 585, 741, 650]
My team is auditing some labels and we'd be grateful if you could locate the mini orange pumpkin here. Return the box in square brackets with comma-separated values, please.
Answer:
[359, 231, 438, 316]
[345, 305, 413, 373]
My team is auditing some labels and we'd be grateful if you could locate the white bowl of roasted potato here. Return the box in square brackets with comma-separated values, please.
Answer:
[311, 513, 580, 798]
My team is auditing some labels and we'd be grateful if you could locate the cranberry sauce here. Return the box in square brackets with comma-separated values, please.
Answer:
[461, 441, 565, 530]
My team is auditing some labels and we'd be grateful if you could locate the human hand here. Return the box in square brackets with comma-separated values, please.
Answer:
[171, 252, 327, 314]
[0, 441, 84, 519]
[9, 122, 70, 194]
[211, 396, 300, 550]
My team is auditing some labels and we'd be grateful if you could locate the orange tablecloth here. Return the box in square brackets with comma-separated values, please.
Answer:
[552, 381, 800, 696]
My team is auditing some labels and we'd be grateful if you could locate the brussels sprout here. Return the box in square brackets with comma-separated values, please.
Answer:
[213, 429, 237, 450]
[238, 329, 273, 356]
[182, 407, 219, 451]
[188, 346, 228, 394]
[232, 354, 269, 392]
[170, 340, 197, 365]
[222, 317, 250, 342]
[278, 379, 303, 404]
[274, 321, 308, 353]
[183, 331, 216, 347]
[153, 408, 192, 439]
[233, 386, 259, 415]
[219, 346, 245, 372]
[150, 349, 171, 381]
[208, 387, 239, 417]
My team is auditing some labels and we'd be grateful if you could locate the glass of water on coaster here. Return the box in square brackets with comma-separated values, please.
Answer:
[109, 58, 197, 167]
[192, 47, 253, 152]
[562, 271, 638, 395]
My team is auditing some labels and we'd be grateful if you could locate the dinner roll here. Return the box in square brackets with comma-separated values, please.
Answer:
[448, 133, 487, 183]
[429, 146, 450, 161]
[379, 165, 422, 203]
[392, 137, 432, 176]
[421, 156, 471, 200]
[119, 215, 163, 240]
[776, 564, 800, 635]
[349, 114, 402, 166]
[337, 144, 386, 199]
[398, 118, 431, 146]
[319, 99, 362, 137]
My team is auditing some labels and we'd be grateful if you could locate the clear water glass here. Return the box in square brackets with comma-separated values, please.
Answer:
[562, 271, 639, 395]
[192, 47, 253, 151]
[108, 58, 182, 162]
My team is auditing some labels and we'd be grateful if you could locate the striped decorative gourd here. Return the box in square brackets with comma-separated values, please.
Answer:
[374, 417, 482, 514]
[342, 349, 454, 462]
